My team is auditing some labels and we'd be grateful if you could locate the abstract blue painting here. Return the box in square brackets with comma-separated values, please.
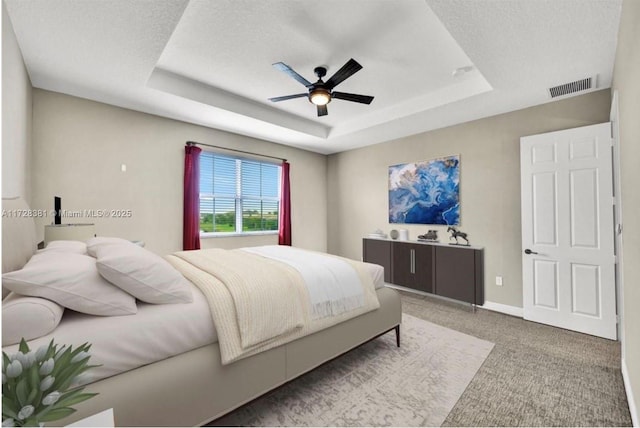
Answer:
[388, 155, 460, 225]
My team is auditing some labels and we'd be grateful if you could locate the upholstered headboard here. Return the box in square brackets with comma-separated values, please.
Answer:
[2, 197, 37, 275]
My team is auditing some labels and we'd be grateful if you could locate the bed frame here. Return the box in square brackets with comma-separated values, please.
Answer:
[2, 197, 402, 426]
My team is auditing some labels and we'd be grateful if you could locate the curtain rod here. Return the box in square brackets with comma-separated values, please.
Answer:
[186, 141, 287, 162]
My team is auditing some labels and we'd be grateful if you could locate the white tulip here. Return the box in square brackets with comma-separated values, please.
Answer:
[6, 360, 23, 378]
[70, 372, 91, 388]
[13, 352, 25, 365]
[40, 375, 55, 391]
[23, 352, 36, 369]
[35, 344, 49, 362]
[17, 405, 34, 420]
[54, 345, 67, 359]
[42, 391, 61, 406]
[13, 351, 35, 369]
[2, 418, 15, 427]
[70, 351, 90, 364]
[39, 358, 55, 376]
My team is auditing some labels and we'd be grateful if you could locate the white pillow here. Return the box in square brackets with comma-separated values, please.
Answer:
[38, 240, 88, 255]
[94, 243, 193, 304]
[2, 293, 65, 346]
[86, 236, 131, 257]
[2, 252, 137, 316]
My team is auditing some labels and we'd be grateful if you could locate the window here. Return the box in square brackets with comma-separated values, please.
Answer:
[199, 152, 281, 235]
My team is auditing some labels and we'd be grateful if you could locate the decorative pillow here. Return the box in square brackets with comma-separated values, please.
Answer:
[38, 240, 88, 255]
[93, 243, 193, 304]
[86, 236, 131, 257]
[2, 293, 65, 346]
[2, 252, 137, 316]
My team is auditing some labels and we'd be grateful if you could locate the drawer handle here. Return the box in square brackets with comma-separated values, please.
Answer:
[410, 249, 415, 274]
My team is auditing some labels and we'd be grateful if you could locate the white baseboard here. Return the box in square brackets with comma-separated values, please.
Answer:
[622, 357, 639, 427]
[481, 301, 524, 318]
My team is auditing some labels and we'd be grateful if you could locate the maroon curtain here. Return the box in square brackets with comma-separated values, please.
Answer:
[278, 161, 292, 246]
[183, 145, 202, 250]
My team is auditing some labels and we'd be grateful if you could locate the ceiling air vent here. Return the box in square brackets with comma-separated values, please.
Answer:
[548, 77, 595, 98]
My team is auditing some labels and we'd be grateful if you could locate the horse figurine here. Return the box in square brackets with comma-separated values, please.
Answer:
[447, 226, 469, 246]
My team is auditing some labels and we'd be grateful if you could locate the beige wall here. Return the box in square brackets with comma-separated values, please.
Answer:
[327, 89, 611, 308]
[2, 2, 32, 202]
[31, 90, 327, 256]
[612, 0, 640, 422]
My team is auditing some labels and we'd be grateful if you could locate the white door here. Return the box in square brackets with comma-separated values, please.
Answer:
[520, 122, 616, 340]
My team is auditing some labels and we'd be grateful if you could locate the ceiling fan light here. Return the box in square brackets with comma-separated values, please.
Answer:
[309, 89, 331, 106]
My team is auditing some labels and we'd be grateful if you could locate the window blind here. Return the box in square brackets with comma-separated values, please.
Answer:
[199, 152, 280, 234]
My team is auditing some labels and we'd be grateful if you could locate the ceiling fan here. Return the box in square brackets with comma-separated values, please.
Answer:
[268, 58, 374, 117]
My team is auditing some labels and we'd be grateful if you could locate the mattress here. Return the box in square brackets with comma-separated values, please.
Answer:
[2, 261, 387, 384]
[2, 282, 216, 384]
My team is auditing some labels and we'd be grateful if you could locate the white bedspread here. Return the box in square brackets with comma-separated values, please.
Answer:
[2, 282, 215, 385]
[168, 246, 380, 364]
[242, 246, 364, 320]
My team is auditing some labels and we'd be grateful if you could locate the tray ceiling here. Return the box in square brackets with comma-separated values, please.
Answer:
[5, 0, 622, 154]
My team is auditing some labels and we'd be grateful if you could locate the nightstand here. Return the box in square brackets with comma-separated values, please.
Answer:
[44, 224, 96, 244]
[67, 408, 114, 427]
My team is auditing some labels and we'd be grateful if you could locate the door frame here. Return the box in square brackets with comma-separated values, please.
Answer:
[610, 90, 625, 348]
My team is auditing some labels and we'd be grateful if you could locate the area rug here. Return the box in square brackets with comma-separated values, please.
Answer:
[210, 313, 494, 427]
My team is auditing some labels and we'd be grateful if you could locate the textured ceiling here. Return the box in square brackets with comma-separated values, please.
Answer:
[5, 0, 622, 154]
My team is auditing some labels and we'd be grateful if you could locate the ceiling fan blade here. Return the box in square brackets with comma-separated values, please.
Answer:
[272, 62, 312, 87]
[332, 92, 374, 104]
[269, 93, 308, 102]
[325, 58, 363, 89]
[317, 104, 328, 117]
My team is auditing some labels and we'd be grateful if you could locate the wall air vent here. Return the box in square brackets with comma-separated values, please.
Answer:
[548, 77, 595, 98]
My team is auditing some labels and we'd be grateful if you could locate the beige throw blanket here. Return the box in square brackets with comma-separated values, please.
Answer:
[173, 249, 306, 348]
[167, 247, 380, 364]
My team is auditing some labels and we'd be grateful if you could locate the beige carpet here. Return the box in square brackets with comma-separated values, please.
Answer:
[210, 314, 494, 427]
[399, 292, 632, 427]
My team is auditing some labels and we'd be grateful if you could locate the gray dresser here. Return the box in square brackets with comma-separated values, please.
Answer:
[363, 238, 484, 305]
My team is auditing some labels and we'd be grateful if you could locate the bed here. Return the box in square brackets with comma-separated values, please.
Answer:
[1, 197, 402, 427]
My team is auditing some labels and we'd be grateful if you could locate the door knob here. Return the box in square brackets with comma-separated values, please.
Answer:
[524, 249, 538, 255]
